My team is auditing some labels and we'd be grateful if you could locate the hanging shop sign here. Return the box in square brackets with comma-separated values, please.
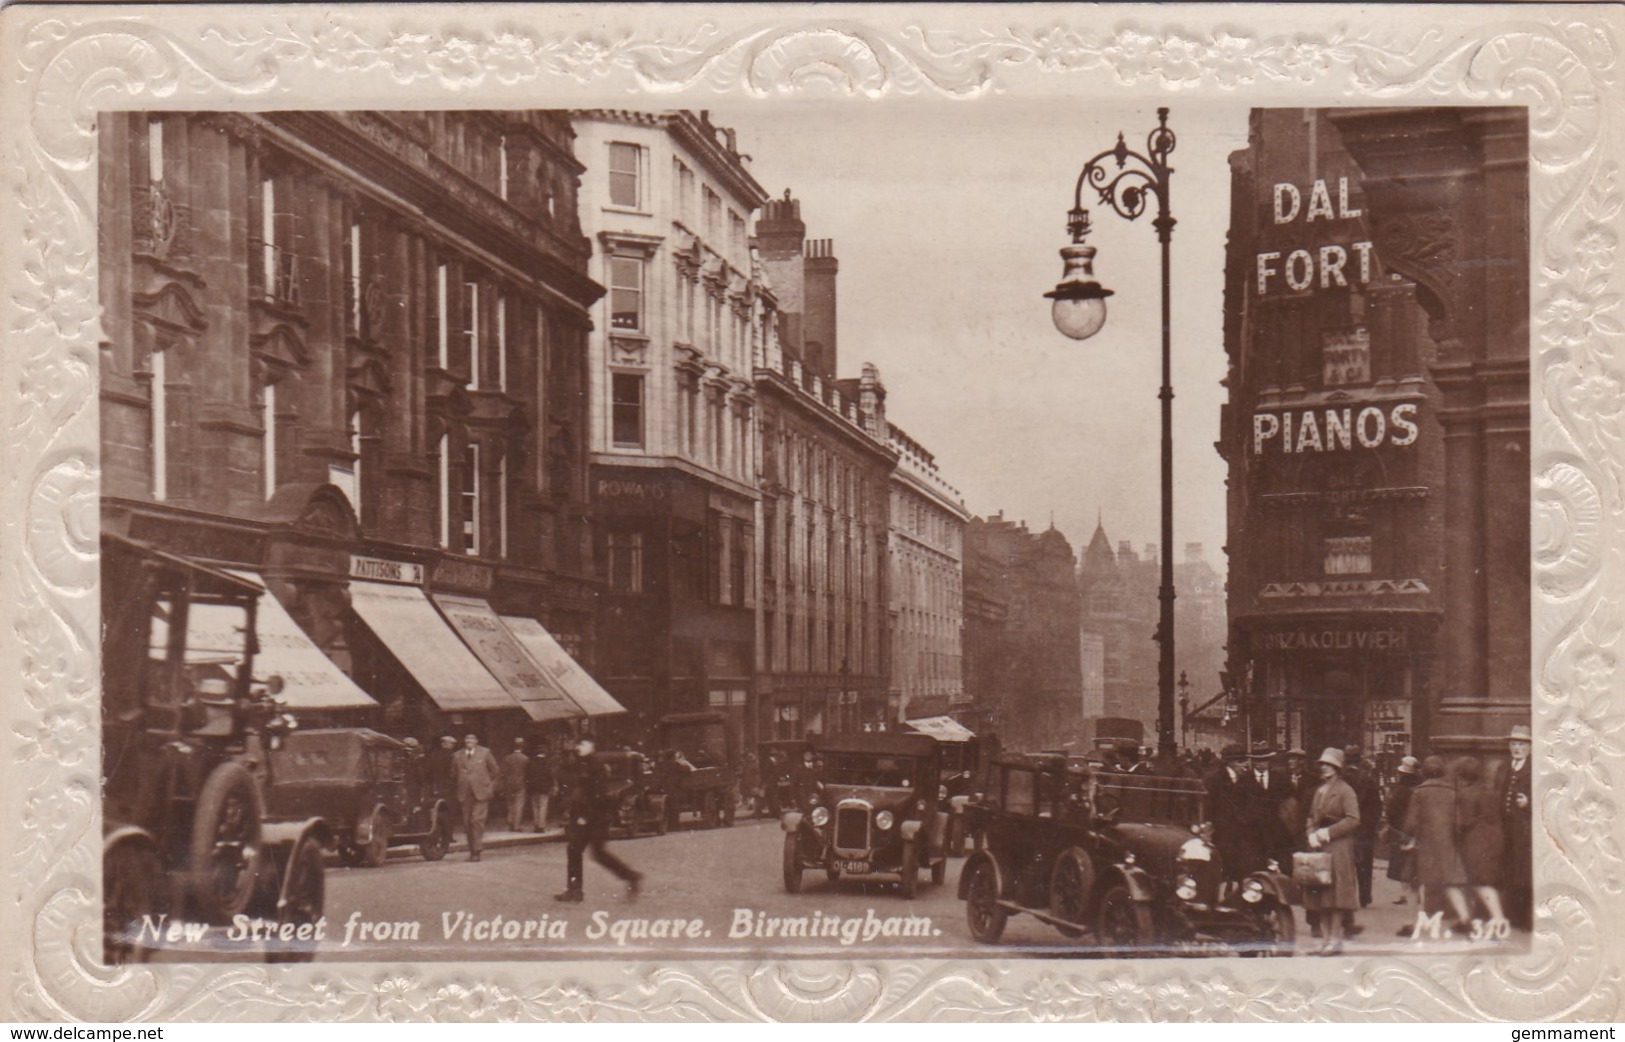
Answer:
[349, 555, 425, 585]
[1253, 627, 1408, 653]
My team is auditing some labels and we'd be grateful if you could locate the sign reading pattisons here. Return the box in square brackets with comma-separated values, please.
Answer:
[1255, 176, 1373, 296]
[349, 555, 424, 584]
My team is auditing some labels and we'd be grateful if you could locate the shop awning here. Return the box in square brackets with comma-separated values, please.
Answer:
[905, 715, 976, 742]
[348, 581, 516, 713]
[500, 615, 627, 718]
[432, 593, 582, 723]
[181, 573, 376, 710]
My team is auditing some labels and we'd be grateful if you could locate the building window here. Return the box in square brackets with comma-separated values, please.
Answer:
[608, 142, 641, 208]
[436, 264, 449, 368]
[347, 221, 363, 334]
[147, 118, 164, 184]
[262, 381, 277, 500]
[348, 409, 363, 522]
[498, 452, 508, 559]
[148, 348, 166, 501]
[462, 442, 480, 555]
[1324, 535, 1372, 575]
[730, 211, 746, 256]
[437, 433, 449, 548]
[704, 188, 721, 241]
[609, 257, 643, 332]
[1322, 327, 1371, 387]
[498, 135, 509, 201]
[496, 294, 507, 391]
[607, 531, 645, 593]
[464, 280, 480, 389]
[611, 372, 644, 448]
[675, 159, 694, 222]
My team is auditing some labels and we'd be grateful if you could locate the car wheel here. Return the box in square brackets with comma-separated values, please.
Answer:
[363, 811, 391, 868]
[782, 832, 803, 894]
[1097, 883, 1156, 954]
[419, 818, 449, 862]
[337, 842, 366, 867]
[931, 855, 947, 886]
[900, 840, 919, 900]
[264, 835, 325, 964]
[964, 858, 1007, 943]
[188, 762, 264, 924]
[1049, 847, 1096, 939]
[104, 839, 163, 965]
[1247, 902, 1297, 957]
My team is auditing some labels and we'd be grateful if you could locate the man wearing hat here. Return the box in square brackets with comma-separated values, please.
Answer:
[1502, 724, 1533, 930]
[1343, 745, 1383, 911]
[501, 737, 531, 832]
[1205, 744, 1264, 880]
[428, 734, 461, 841]
[455, 732, 500, 861]
[1243, 742, 1292, 874]
[1384, 756, 1422, 907]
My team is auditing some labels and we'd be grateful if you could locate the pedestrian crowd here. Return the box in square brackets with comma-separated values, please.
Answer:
[1197, 724, 1533, 954]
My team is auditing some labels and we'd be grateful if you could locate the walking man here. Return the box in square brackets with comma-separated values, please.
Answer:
[1343, 745, 1382, 911]
[528, 744, 555, 831]
[428, 734, 460, 840]
[501, 737, 530, 832]
[555, 736, 643, 902]
[455, 732, 500, 861]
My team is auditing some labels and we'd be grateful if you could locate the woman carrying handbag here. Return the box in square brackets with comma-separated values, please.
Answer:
[1298, 747, 1362, 955]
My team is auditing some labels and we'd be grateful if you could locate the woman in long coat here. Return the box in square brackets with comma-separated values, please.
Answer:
[1384, 756, 1422, 906]
[1303, 747, 1361, 955]
[1454, 755, 1508, 926]
[1401, 755, 1473, 927]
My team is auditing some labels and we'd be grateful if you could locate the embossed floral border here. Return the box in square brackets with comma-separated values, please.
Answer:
[2, 3, 1620, 1023]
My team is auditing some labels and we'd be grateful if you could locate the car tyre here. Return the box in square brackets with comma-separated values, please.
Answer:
[1248, 901, 1296, 957]
[931, 855, 947, 886]
[419, 817, 450, 862]
[900, 839, 919, 900]
[964, 857, 1007, 943]
[1097, 883, 1156, 954]
[264, 835, 325, 964]
[104, 838, 163, 965]
[782, 832, 803, 894]
[1049, 846, 1095, 939]
[188, 762, 263, 924]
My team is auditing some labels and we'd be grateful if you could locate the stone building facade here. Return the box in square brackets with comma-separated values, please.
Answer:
[752, 194, 894, 740]
[886, 423, 970, 721]
[99, 110, 609, 748]
[962, 514, 1084, 752]
[1219, 107, 1526, 761]
[571, 110, 770, 744]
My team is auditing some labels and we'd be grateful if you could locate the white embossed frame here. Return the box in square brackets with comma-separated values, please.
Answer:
[3, 2, 1620, 1023]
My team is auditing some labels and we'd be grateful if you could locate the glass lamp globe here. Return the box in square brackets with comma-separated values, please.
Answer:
[1044, 241, 1114, 341]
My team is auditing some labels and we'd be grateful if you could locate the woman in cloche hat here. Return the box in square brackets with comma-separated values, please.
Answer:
[1302, 746, 1362, 954]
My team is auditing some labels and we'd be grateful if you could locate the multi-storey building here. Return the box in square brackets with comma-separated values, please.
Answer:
[886, 423, 970, 721]
[962, 513, 1084, 752]
[99, 110, 615, 748]
[571, 110, 769, 745]
[752, 194, 895, 739]
[1219, 107, 1527, 761]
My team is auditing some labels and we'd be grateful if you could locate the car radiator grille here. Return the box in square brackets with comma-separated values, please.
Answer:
[834, 807, 870, 850]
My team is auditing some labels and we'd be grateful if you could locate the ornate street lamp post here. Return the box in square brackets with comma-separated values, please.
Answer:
[1047, 107, 1179, 760]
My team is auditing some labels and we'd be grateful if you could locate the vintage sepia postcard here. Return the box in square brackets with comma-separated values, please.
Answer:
[2, 1, 1620, 1024]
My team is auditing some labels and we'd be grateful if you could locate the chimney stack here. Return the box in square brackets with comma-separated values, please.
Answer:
[803, 238, 839, 380]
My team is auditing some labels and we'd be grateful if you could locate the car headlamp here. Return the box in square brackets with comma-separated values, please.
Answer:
[1178, 837, 1213, 862]
[1175, 874, 1199, 902]
[875, 810, 895, 831]
[1242, 878, 1265, 903]
[810, 806, 830, 828]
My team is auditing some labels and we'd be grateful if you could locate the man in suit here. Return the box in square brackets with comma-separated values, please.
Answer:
[1502, 723, 1534, 931]
[1205, 744, 1262, 880]
[500, 737, 530, 832]
[455, 732, 500, 861]
[1343, 745, 1383, 912]
[1244, 743, 1292, 871]
[555, 737, 643, 902]
[428, 734, 461, 840]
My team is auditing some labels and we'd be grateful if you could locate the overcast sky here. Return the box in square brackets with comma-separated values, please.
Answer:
[715, 99, 1251, 572]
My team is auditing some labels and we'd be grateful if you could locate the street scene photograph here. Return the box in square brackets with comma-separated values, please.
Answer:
[95, 100, 1531, 963]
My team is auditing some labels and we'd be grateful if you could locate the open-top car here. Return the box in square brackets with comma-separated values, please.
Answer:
[781, 732, 949, 898]
[959, 754, 1295, 955]
[598, 749, 669, 838]
[902, 716, 994, 856]
[655, 711, 736, 829]
[265, 728, 453, 866]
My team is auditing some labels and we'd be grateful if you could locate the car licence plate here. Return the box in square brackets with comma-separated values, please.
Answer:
[835, 859, 870, 874]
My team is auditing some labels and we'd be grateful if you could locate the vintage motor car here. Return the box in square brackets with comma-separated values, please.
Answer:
[101, 532, 330, 964]
[597, 750, 669, 837]
[655, 711, 737, 829]
[265, 728, 453, 866]
[781, 732, 950, 898]
[959, 754, 1295, 955]
[902, 716, 997, 856]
